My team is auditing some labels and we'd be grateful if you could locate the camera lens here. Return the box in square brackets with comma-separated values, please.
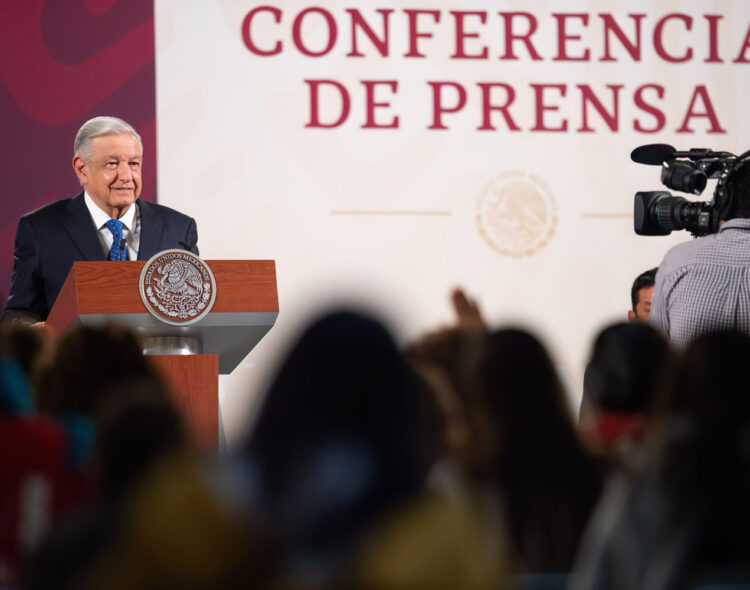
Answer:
[653, 195, 688, 232]
[634, 192, 687, 235]
[660, 161, 707, 195]
[634, 192, 715, 236]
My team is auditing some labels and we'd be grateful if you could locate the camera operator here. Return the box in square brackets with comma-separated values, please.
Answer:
[651, 158, 750, 348]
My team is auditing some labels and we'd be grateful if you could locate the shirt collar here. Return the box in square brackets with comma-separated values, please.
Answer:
[719, 218, 750, 232]
[84, 191, 138, 231]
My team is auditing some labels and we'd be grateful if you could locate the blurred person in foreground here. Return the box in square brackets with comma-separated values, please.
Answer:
[0, 359, 68, 587]
[465, 328, 603, 579]
[27, 325, 170, 518]
[627, 268, 657, 324]
[578, 322, 671, 472]
[25, 374, 262, 590]
[30, 324, 161, 488]
[26, 324, 175, 588]
[34, 324, 158, 418]
[572, 331, 750, 590]
[404, 288, 487, 491]
[242, 309, 500, 590]
[30, 382, 262, 590]
[0, 323, 85, 586]
[406, 289, 601, 583]
[0, 320, 51, 378]
[27, 381, 179, 590]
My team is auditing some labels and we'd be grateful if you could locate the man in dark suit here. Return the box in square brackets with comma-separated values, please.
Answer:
[3, 116, 198, 325]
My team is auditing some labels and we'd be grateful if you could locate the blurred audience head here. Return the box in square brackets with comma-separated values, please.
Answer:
[34, 324, 161, 417]
[586, 323, 668, 414]
[243, 309, 428, 584]
[640, 331, 750, 580]
[0, 321, 50, 379]
[659, 330, 750, 457]
[96, 378, 184, 500]
[651, 330, 750, 511]
[468, 328, 577, 473]
[466, 328, 602, 572]
[628, 267, 657, 323]
[581, 322, 671, 456]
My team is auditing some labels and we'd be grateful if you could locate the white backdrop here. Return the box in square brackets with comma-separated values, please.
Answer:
[153, 0, 750, 446]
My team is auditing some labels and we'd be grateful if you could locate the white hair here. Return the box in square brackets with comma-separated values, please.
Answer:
[73, 116, 143, 163]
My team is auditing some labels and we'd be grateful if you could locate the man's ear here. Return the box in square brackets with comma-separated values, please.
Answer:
[72, 155, 87, 185]
[627, 310, 636, 323]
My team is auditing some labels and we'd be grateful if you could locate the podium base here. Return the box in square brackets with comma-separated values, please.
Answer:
[150, 354, 219, 450]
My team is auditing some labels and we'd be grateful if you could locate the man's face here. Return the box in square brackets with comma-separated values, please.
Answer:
[628, 286, 654, 323]
[73, 133, 142, 217]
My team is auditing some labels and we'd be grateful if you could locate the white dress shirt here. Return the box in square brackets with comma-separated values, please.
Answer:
[84, 192, 141, 260]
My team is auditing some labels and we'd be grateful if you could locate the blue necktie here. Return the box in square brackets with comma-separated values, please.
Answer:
[105, 219, 127, 261]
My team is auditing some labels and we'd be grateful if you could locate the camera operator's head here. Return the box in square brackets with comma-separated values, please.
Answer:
[722, 156, 750, 221]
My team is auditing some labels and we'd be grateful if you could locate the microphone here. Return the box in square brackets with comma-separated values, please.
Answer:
[632, 144, 735, 165]
[119, 238, 127, 260]
[631, 144, 676, 165]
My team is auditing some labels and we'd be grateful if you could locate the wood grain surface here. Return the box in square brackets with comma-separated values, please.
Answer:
[150, 354, 219, 450]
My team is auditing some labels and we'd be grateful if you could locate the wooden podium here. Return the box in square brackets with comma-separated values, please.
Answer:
[45, 260, 278, 449]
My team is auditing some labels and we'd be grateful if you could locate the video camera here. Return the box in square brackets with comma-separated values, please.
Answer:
[631, 144, 741, 237]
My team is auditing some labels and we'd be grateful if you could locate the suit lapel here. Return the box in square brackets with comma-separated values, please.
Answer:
[62, 192, 107, 260]
[137, 199, 164, 260]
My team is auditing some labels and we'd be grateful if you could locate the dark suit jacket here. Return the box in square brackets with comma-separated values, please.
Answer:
[3, 192, 199, 322]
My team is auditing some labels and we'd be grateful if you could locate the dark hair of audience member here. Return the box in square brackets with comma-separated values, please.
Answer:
[0, 321, 49, 379]
[655, 331, 750, 572]
[95, 378, 185, 500]
[242, 310, 429, 569]
[585, 322, 670, 414]
[34, 325, 160, 416]
[468, 328, 602, 573]
[630, 268, 657, 312]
